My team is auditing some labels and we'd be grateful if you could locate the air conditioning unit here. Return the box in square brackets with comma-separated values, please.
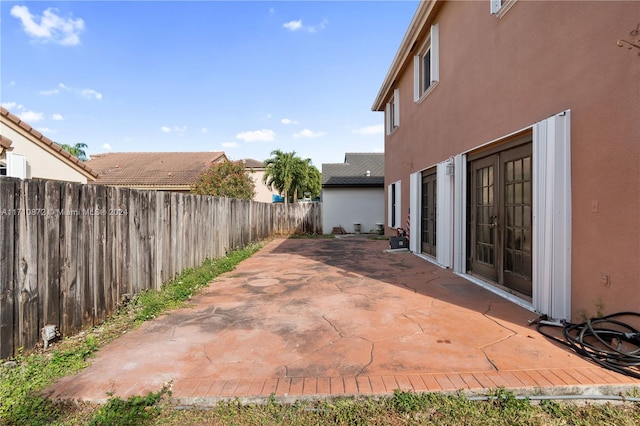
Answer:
[389, 236, 408, 249]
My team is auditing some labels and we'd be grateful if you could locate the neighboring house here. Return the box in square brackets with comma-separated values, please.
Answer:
[87, 153, 277, 202]
[322, 153, 384, 234]
[372, 1, 639, 321]
[86, 151, 228, 192]
[0, 107, 97, 183]
[241, 158, 282, 203]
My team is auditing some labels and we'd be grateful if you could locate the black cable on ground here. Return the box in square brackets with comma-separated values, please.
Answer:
[536, 312, 640, 379]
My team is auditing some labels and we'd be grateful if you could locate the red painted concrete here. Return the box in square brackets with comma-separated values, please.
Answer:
[46, 238, 639, 404]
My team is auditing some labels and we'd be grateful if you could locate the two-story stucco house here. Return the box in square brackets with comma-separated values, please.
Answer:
[373, 1, 639, 321]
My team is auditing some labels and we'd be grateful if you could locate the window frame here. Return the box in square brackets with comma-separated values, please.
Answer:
[388, 180, 401, 228]
[385, 88, 400, 135]
[414, 23, 439, 103]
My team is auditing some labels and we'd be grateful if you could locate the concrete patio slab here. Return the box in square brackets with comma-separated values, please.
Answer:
[46, 238, 640, 405]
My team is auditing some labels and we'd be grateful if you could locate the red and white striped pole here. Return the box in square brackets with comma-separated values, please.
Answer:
[406, 208, 410, 244]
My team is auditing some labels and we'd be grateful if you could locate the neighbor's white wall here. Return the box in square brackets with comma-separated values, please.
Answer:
[0, 121, 88, 183]
[248, 169, 280, 203]
[322, 187, 384, 234]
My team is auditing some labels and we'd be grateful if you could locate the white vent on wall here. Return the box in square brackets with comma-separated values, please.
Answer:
[7, 152, 26, 179]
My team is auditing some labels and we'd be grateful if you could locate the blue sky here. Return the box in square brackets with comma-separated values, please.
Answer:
[1, 1, 418, 168]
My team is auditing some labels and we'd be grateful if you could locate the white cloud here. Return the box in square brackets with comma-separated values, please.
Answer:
[10, 6, 85, 46]
[283, 20, 302, 31]
[1, 102, 18, 110]
[280, 118, 298, 125]
[293, 128, 326, 138]
[283, 18, 328, 33]
[373, 147, 384, 153]
[52, 113, 64, 120]
[352, 124, 384, 136]
[9, 81, 16, 86]
[236, 129, 276, 142]
[160, 125, 186, 133]
[40, 88, 60, 95]
[201, 128, 208, 134]
[36, 127, 56, 134]
[221, 142, 239, 148]
[102, 143, 112, 150]
[18, 110, 44, 122]
[54, 83, 102, 100]
[307, 19, 328, 33]
[81, 89, 102, 100]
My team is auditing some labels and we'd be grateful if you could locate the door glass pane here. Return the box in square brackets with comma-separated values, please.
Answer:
[421, 172, 437, 256]
[503, 153, 532, 282]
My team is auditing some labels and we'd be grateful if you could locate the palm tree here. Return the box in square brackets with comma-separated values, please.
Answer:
[263, 150, 322, 203]
[60, 142, 89, 161]
[263, 150, 297, 204]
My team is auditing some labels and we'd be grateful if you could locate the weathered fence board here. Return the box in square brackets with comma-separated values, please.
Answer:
[0, 178, 17, 358]
[0, 178, 321, 357]
[43, 181, 61, 330]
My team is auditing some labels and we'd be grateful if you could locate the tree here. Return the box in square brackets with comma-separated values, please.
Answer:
[263, 150, 321, 204]
[191, 160, 255, 200]
[297, 160, 321, 200]
[60, 142, 88, 161]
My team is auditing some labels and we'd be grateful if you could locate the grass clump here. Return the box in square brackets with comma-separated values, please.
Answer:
[0, 337, 98, 425]
[87, 385, 171, 426]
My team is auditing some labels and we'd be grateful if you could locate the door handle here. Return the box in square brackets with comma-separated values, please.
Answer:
[488, 215, 498, 229]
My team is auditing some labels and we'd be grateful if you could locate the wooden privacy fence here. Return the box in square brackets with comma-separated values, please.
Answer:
[0, 177, 321, 358]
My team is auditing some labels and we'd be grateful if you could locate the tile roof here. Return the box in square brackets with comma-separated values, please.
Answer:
[241, 158, 265, 169]
[86, 151, 228, 186]
[322, 153, 384, 187]
[0, 134, 12, 151]
[0, 107, 98, 179]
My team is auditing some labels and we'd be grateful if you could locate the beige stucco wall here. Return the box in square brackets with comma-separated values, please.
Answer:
[0, 121, 89, 183]
[248, 169, 280, 203]
[383, 1, 639, 317]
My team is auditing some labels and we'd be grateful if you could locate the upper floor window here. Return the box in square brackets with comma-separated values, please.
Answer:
[386, 88, 400, 135]
[414, 23, 439, 102]
[490, 0, 517, 17]
[0, 160, 6, 176]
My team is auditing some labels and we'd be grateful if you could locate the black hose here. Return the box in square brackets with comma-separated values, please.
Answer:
[536, 312, 640, 379]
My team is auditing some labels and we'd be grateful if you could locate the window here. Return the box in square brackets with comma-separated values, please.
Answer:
[388, 180, 401, 227]
[413, 23, 439, 102]
[490, 0, 517, 17]
[0, 160, 6, 176]
[385, 89, 400, 135]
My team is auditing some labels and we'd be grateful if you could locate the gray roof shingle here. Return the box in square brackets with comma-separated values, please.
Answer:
[322, 153, 384, 187]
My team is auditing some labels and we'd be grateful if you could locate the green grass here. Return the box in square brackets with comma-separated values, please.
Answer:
[151, 389, 640, 426]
